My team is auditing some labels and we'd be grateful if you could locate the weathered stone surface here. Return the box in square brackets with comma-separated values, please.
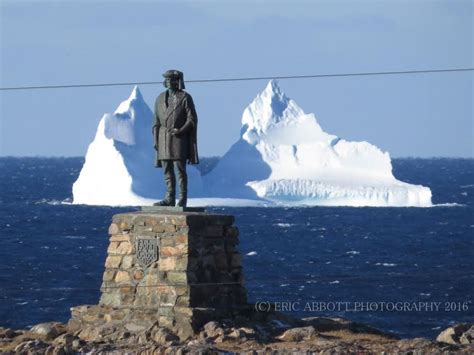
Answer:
[0, 327, 21, 339]
[110, 234, 131, 242]
[161, 245, 187, 257]
[460, 325, 474, 344]
[167, 272, 187, 284]
[3, 314, 474, 354]
[121, 255, 134, 269]
[30, 322, 67, 340]
[277, 326, 319, 342]
[52, 333, 78, 347]
[108, 223, 120, 234]
[115, 270, 131, 282]
[77, 324, 117, 342]
[124, 323, 147, 332]
[105, 255, 122, 268]
[175, 257, 189, 271]
[224, 226, 239, 238]
[100, 292, 121, 307]
[159, 257, 177, 271]
[214, 251, 228, 269]
[302, 316, 389, 336]
[14, 339, 49, 353]
[107, 242, 120, 254]
[230, 253, 241, 267]
[152, 327, 180, 344]
[437, 323, 473, 344]
[116, 241, 133, 255]
[175, 234, 188, 244]
[205, 225, 224, 237]
[102, 270, 115, 281]
[203, 321, 225, 338]
[133, 269, 144, 280]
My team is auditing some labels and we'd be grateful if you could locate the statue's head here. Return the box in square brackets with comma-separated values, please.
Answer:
[163, 70, 185, 90]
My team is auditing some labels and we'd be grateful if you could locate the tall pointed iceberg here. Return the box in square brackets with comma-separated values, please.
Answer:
[204, 80, 432, 207]
[72, 86, 202, 206]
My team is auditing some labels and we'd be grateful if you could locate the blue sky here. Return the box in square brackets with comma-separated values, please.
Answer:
[1, 0, 472, 157]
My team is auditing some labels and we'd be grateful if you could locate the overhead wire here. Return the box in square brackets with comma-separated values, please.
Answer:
[0, 67, 472, 91]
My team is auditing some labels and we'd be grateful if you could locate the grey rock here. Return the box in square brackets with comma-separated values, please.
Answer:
[277, 326, 319, 342]
[45, 345, 67, 355]
[124, 323, 147, 332]
[77, 324, 117, 342]
[396, 337, 434, 350]
[214, 335, 230, 343]
[437, 323, 473, 344]
[228, 327, 256, 342]
[0, 327, 20, 339]
[14, 339, 49, 353]
[30, 322, 66, 340]
[203, 321, 225, 338]
[153, 327, 180, 344]
[72, 338, 85, 350]
[302, 316, 392, 337]
[228, 328, 244, 339]
[52, 333, 77, 347]
[460, 325, 474, 344]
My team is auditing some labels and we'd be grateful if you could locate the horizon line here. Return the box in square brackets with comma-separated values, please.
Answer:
[0, 155, 472, 160]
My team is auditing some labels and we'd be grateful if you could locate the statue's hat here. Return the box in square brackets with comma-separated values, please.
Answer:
[162, 70, 185, 89]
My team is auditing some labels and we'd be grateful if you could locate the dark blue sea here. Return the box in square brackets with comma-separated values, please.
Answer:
[0, 157, 472, 339]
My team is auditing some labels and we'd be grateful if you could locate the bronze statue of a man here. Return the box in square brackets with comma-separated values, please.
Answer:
[152, 70, 199, 207]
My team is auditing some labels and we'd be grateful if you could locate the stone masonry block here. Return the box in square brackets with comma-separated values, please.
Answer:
[115, 270, 131, 283]
[105, 255, 122, 268]
[110, 234, 131, 242]
[108, 223, 120, 235]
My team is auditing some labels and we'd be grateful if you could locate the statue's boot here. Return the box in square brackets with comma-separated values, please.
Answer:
[155, 196, 175, 207]
[154, 161, 176, 206]
[177, 160, 188, 207]
[177, 192, 187, 207]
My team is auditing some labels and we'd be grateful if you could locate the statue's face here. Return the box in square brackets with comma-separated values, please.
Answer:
[164, 77, 179, 90]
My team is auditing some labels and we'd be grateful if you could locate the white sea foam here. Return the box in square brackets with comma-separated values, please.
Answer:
[275, 223, 292, 227]
[345, 250, 360, 255]
[375, 262, 397, 267]
[62, 235, 86, 239]
[430, 203, 464, 207]
[35, 198, 72, 205]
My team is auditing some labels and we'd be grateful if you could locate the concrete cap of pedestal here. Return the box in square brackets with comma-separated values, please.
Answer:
[141, 206, 206, 213]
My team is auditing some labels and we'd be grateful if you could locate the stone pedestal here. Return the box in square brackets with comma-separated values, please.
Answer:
[69, 211, 249, 340]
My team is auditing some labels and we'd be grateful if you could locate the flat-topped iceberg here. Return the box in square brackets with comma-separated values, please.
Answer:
[203, 80, 432, 207]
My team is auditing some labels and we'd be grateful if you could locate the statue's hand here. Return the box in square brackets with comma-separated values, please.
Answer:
[170, 128, 182, 137]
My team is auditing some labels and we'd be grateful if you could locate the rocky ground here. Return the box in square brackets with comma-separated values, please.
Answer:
[1, 311, 472, 354]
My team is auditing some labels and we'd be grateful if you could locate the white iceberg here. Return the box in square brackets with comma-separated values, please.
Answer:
[203, 80, 432, 207]
[72, 86, 203, 206]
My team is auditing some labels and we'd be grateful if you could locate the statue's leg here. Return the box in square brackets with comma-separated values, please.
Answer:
[155, 160, 176, 206]
[175, 159, 187, 207]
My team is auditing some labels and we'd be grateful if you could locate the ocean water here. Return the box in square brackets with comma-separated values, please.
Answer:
[0, 157, 472, 339]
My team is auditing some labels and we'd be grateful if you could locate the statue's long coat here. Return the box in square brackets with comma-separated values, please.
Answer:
[152, 90, 199, 168]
